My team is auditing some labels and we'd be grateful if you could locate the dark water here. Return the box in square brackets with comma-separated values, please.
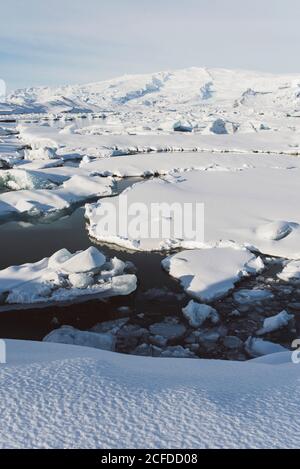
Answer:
[0, 206, 186, 340]
[0, 119, 298, 357]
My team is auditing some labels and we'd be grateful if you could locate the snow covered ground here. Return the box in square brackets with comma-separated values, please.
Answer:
[1, 67, 300, 448]
[0, 174, 113, 222]
[0, 339, 299, 449]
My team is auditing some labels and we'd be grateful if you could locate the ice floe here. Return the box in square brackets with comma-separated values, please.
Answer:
[0, 174, 113, 221]
[85, 168, 300, 257]
[0, 247, 137, 308]
[44, 325, 116, 351]
[162, 246, 264, 302]
[182, 300, 219, 327]
[257, 310, 294, 335]
[245, 336, 288, 358]
[233, 289, 274, 304]
[17, 123, 300, 158]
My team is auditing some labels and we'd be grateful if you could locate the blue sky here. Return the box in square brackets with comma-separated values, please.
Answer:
[1, 0, 300, 90]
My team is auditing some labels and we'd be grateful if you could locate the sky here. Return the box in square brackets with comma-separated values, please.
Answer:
[1, 0, 300, 91]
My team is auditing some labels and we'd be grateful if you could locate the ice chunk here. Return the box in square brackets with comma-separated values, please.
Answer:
[110, 274, 137, 296]
[6, 281, 53, 304]
[132, 343, 162, 357]
[162, 247, 264, 302]
[277, 260, 300, 282]
[43, 326, 115, 351]
[99, 257, 126, 280]
[149, 319, 186, 339]
[25, 146, 58, 161]
[245, 336, 287, 357]
[223, 336, 243, 350]
[257, 310, 294, 335]
[182, 300, 219, 328]
[233, 289, 274, 304]
[173, 120, 193, 132]
[160, 346, 196, 358]
[68, 272, 94, 289]
[209, 118, 237, 135]
[59, 247, 106, 273]
[48, 248, 73, 270]
[0, 247, 137, 308]
[91, 318, 129, 335]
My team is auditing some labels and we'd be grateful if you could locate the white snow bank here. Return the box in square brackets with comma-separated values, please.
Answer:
[18, 123, 300, 158]
[0, 168, 58, 191]
[257, 310, 294, 335]
[86, 168, 300, 257]
[162, 246, 264, 302]
[78, 149, 300, 177]
[182, 300, 219, 327]
[0, 174, 113, 221]
[0, 339, 298, 448]
[0, 247, 137, 308]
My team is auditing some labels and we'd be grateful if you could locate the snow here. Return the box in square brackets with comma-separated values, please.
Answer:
[0, 339, 298, 448]
[1, 67, 300, 448]
[56, 246, 106, 273]
[162, 246, 264, 302]
[0, 247, 137, 308]
[256, 221, 293, 241]
[257, 310, 294, 335]
[3, 67, 300, 121]
[24, 146, 58, 161]
[78, 149, 300, 176]
[277, 260, 300, 282]
[68, 272, 94, 289]
[182, 300, 219, 328]
[0, 174, 113, 221]
[86, 167, 300, 258]
[17, 123, 300, 159]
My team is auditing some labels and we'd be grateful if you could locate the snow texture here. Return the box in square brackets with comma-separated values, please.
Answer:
[0, 339, 298, 449]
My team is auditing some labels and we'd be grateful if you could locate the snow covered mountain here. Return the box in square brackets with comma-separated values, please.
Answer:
[2, 67, 300, 116]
